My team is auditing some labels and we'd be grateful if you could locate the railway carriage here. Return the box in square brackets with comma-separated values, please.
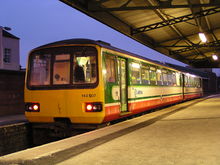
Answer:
[25, 39, 203, 127]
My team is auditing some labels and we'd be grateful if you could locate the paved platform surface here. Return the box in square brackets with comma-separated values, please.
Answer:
[1, 94, 220, 165]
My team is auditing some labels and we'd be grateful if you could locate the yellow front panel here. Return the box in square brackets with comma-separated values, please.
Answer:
[25, 45, 105, 124]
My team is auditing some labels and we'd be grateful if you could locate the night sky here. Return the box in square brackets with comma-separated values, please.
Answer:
[1, 0, 219, 75]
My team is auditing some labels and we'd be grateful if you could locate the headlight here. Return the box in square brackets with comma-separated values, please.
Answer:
[85, 102, 102, 112]
[25, 103, 40, 112]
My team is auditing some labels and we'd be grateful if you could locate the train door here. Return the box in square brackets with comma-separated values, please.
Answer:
[117, 58, 128, 113]
[182, 74, 185, 100]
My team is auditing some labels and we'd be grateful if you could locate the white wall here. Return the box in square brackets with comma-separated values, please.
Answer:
[0, 27, 20, 70]
[2, 36, 20, 70]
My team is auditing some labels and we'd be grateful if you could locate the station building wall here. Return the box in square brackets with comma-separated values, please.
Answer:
[0, 69, 25, 116]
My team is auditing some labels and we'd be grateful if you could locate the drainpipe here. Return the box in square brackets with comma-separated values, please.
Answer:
[0, 26, 3, 69]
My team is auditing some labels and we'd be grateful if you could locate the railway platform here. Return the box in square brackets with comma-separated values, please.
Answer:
[0, 114, 27, 126]
[1, 94, 220, 165]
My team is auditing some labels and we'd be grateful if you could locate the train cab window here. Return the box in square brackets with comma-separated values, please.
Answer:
[131, 62, 141, 84]
[53, 54, 70, 85]
[28, 46, 98, 89]
[29, 54, 51, 86]
[105, 55, 116, 83]
[73, 56, 97, 84]
[149, 66, 156, 85]
[141, 63, 150, 85]
[156, 69, 162, 85]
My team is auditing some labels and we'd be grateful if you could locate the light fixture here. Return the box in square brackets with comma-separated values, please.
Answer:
[198, 32, 207, 43]
[131, 63, 140, 69]
[212, 54, 218, 61]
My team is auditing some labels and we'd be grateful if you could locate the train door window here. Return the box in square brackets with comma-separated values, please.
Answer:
[141, 63, 150, 85]
[156, 69, 162, 85]
[105, 55, 116, 83]
[53, 54, 70, 85]
[29, 54, 51, 86]
[176, 72, 181, 86]
[131, 62, 141, 84]
[162, 69, 168, 86]
[149, 66, 156, 85]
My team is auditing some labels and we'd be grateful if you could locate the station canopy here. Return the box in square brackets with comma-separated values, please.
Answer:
[60, 0, 220, 68]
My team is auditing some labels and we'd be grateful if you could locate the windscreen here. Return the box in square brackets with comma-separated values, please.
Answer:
[28, 46, 98, 89]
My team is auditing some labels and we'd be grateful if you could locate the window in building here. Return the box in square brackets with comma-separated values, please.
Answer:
[4, 48, 11, 63]
[105, 55, 116, 83]
[131, 62, 141, 84]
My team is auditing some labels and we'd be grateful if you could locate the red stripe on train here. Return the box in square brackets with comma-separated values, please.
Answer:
[103, 95, 183, 122]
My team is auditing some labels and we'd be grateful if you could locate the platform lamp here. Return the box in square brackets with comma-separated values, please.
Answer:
[212, 54, 218, 61]
[198, 26, 207, 43]
[198, 32, 207, 43]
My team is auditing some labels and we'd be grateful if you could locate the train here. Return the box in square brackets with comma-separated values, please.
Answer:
[25, 38, 203, 129]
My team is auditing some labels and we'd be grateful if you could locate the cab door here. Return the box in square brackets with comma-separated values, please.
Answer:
[117, 58, 128, 113]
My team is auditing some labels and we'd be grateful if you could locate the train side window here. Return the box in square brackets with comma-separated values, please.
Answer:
[149, 66, 156, 85]
[185, 75, 189, 87]
[105, 55, 116, 83]
[156, 69, 162, 85]
[167, 71, 173, 86]
[162, 69, 168, 86]
[141, 63, 150, 85]
[29, 54, 51, 86]
[131, 62, 141, 84]
[53, 54, 70, 85]
[188, 76, 193, 87]
[172, 72, 177, 86]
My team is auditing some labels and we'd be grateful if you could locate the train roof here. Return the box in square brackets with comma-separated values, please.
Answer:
[166, 63, 210, 79]
[34, 38, 207, 78]
[34, 38, 173, 67]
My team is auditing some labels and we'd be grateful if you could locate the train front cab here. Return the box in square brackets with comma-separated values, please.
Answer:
[25, 44, 107, 125]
